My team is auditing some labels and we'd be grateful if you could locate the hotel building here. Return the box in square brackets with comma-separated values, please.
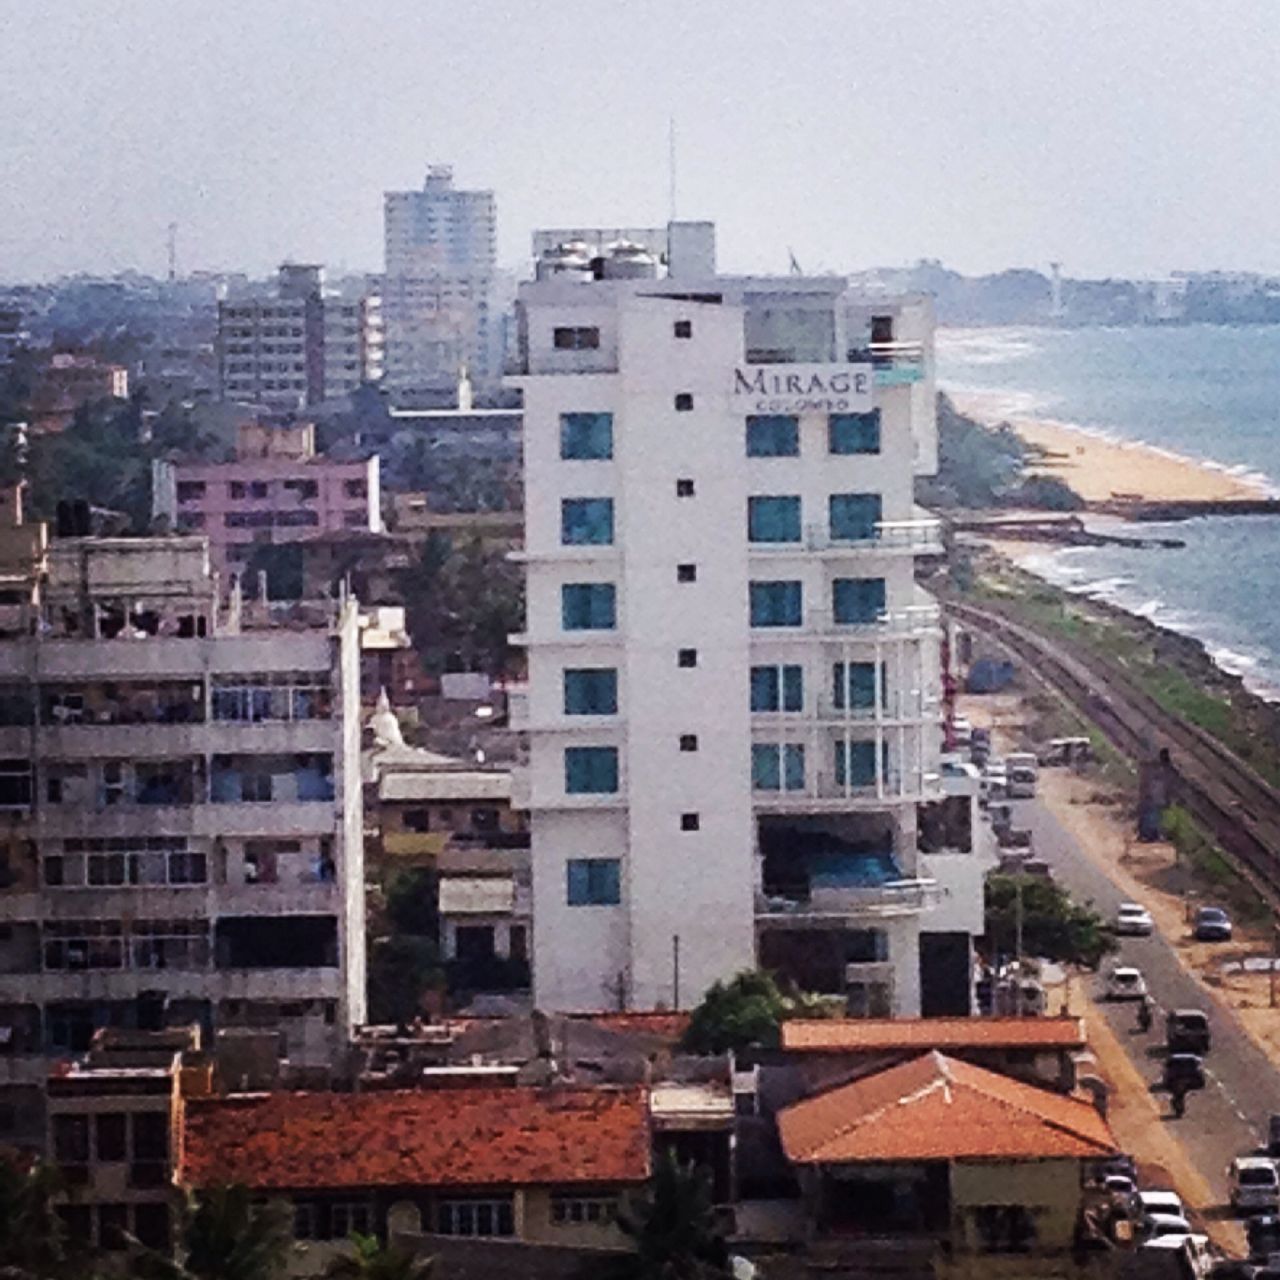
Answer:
[509, 223, 978, 1015]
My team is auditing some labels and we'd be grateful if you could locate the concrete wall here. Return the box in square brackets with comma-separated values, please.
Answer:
[950, 1159, 1082, 1253]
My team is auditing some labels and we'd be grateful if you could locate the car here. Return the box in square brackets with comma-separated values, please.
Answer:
[1143, 1234, 1214, 1279]
[951, 715, 973, 747]
[1116, 902, 1155, 936]
[1163, 1054, 1207, 1093]
[1145, 1213, 1195, 1239]
[1106, 966, 1149, 1001]
[1194, 906, 1234, 942]
[1247, 1213, 1280, 1259]
[1103, 1173, 1138, 1198]
[1167, 1009, 1212, 1055]
[1138, 1189, 1187, 1221]
[1232, 1156, 1280, 1214]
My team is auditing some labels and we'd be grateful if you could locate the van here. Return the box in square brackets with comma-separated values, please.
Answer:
[1232, 1156, 1280, 1214]
[1007, 765, 1038, 799]
[1006, 751, 1039, 774]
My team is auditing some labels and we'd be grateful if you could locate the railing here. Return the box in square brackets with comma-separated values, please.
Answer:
[850, 342, 927, 385]
[776, 519, 944, 555]
[755, 878, 937, 919]
[803, 604, 942, 637]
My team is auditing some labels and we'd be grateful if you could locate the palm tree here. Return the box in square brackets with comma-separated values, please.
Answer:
[597, 1150, 730, 1280]
[323, 1233, 435, 1280]
[0, 1157, 84, 1280]
[132, 1185, 294, 1280]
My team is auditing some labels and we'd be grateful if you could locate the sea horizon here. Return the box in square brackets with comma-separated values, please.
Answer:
[937, 323, 1280, 700]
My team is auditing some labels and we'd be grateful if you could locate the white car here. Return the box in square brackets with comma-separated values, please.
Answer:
[1106, 966, 1148, 1001]
[1230, 1156, 1280, 1214]
[1137, 1189, 1186, 1221]
[1115, 902, 1155, 937]
[1145, 1213, 1194, 1238]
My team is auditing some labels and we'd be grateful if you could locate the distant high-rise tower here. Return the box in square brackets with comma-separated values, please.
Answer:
[1049, 262, 1065, 320]
[380, 165, 505, 394]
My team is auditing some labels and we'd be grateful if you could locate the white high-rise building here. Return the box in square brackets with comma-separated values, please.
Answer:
[510, 223, 976, 1015]
[381, 165, 504, 392]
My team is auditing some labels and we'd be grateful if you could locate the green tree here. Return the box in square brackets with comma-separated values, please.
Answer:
[681, 969, 833, 1056]
[133, 1185, 294, 1280]
[323, 1233, 434, 1280]
[984, 874, 1117, 969]
[0, 1157, 87, 1280]
[595, 1151, 730, 1280]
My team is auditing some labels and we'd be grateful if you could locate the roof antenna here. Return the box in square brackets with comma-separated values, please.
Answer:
[668, 117, 677, 223]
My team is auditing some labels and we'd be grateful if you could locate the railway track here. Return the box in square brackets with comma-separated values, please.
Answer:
[947, 598, 1280, 905]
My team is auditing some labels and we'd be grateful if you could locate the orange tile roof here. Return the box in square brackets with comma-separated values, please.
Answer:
[574, 1011, 691, 1041]
[778, 1051, 1116, 1164]
[180, 1087, 650, 1191]
[781, 1016, 1087, 1054]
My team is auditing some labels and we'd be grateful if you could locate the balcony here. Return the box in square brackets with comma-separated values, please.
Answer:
[799, 604, 943, 641]
[752, 771, 944, 812]
[752, 695, 941, 727]
[850, 342, 928, 387]
[749, 518, 944, 559]
[755, 878, 938, 925]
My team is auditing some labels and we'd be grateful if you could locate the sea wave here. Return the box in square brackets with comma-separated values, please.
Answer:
[935, 328, 1042, 365]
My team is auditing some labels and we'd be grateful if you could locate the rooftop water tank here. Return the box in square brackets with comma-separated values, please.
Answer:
[598, 240, 659, 280]
[535, 241, 594, 282]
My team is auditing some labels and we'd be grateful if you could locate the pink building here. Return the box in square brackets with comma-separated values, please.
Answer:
[152, 420, 381, 594]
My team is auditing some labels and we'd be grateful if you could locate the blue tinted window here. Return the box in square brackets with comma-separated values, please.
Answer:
[564, 668, 618, 715]
[564, 746, 619, 794]
[829, 493, 882, 542]
[746, 415, 799, 457]
[749, 581, 802, 627]
[560, 412, 613, 460]
[751, 743, 806, 791]
[561, 583, 616, 630]
[829, 410, 881, 455]
[748, 496, 802, 543]
[567, 858, 621, 906]
[832, 577, 886, 625]
[751, 665, 803, 712]
[561, 498, 614, 545]
[833, 662, 883, 711]
[835, 740, 884, 787]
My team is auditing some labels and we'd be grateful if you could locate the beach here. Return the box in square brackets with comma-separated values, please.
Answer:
[952, 389, 1270, 504]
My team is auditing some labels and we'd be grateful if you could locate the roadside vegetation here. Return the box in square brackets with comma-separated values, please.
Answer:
[984, 874, 1117, 969]
[680, 970, 838, 1055]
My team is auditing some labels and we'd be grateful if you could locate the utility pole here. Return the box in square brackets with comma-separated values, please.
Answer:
[1014, 878, 1025, 1015]
[167, 222, 178, 283]
[672, 934, 681, 1010]
[1271, 916, 1279, 1010]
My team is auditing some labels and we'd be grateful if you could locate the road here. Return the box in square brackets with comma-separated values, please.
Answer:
[1018, 795, 1280, 1207]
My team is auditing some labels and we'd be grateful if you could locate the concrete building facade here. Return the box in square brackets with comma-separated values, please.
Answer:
[381, 165, 506, 392]
[218, 263, 383, 408]
[152, 419, 382, 591]
[510, 223, 967, 1015]
[0, 521, 366, 1153]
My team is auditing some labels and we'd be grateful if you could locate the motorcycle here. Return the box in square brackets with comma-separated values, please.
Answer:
[1137, 999, 1153, 1033]
[1171, 1087, 1187, 1118]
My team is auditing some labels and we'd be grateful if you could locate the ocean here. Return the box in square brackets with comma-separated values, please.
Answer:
[936, 325, 1280, 697]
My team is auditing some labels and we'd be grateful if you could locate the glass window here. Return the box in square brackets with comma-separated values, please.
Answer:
[437, 1195, 517, 1237]
[676, 478, 695, 497]
[561, 498, 614, 545]
[680, 813, 700, 831]
[677, 648, 698, 668]
[746, 415, 799, 457]
[835, 740, 883, 787]
[833, 577, 886, 625]
[751, 744, 805, 791]
[553, 327, 600, 351]
[829, 493, 882, 542]
[566, 858, 621, 906]
[561, 583, 616, 630]
[833, 662, 884, 711]
[750, 665, 803, 712]
[748, 496, 801, 543]
[829, 410, 881, 455]
[563, 668, 618, 715]
[674, 393, 694, 411]
[560, 412, 613, 460]
[564, 747, 619, 794]
[673, 320, 693, 339]
[749, 581, 802, 627]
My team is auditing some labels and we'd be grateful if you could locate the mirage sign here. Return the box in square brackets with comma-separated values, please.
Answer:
[731, 363, 873, 414]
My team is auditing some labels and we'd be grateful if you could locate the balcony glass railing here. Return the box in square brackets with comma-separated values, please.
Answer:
[748, 519, 942, 555]
[849, 342, 927, 386]
[755, 878, 937, 918]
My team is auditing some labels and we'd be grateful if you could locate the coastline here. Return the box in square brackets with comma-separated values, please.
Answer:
[950, 388, 1272, 504]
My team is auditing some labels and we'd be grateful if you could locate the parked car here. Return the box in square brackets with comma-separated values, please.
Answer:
[1232, 1156, 1280, 1214]
[1137, 1190, 1187, 1221]
[1042, 736, 1094, 767]
[1162, 1054, 1207, 1093]
[1006, 765, 1038, 799]
[1141, 1234, 1214, 1280]
[1116, 902, 1156, 936]
[1145, 1213, 1195, 1239]
[1246, 1212, 1280, 1259]
[1268, 1113, 1280, 1158]
[1104, 1173, 1138, 1198]
[1194, 907, 1233, 942]
[951, 715, 973, 748]
[1106, 966, 1149, 1001]
[1167, 1009, 1212, 1055]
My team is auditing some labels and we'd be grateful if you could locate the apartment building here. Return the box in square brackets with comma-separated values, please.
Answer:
[381, 164, 506, 391]
[509, 222, 973, 1016]
[151, 419, 382, 591]
[0, 510, 365, 1154]
[218, 263, 383, 407]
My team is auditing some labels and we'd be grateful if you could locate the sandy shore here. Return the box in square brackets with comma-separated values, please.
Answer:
[951, 389, 1270, 504]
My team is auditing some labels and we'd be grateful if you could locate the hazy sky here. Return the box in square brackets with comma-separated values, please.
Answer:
[3, 1, 1279, 282]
